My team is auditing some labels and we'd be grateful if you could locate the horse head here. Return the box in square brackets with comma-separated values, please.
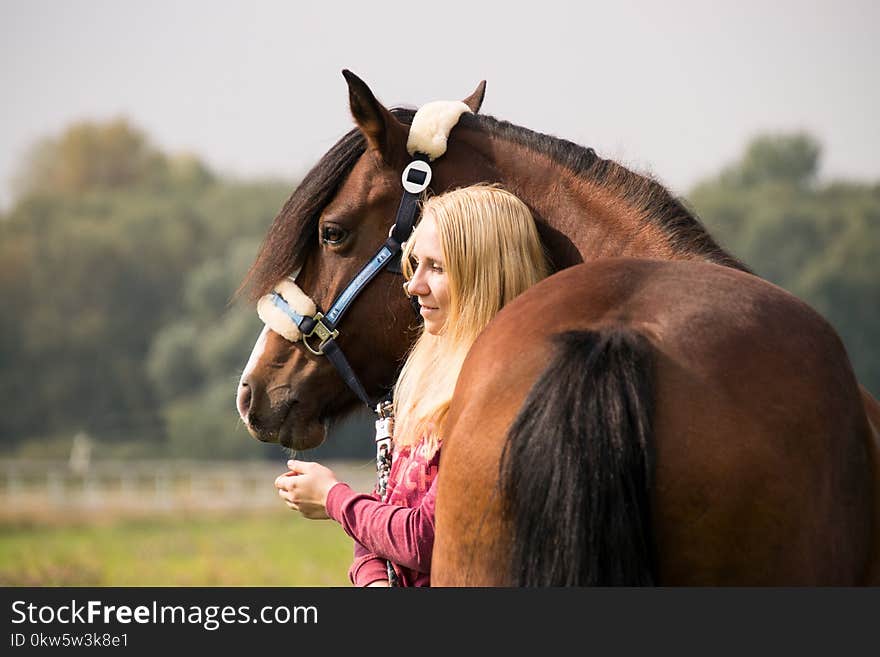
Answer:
[236, 71, 486, 449]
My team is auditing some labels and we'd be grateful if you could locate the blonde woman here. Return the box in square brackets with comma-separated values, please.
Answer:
[274, 184, 549, 587]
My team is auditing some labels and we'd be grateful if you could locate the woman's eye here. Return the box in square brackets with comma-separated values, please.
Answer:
[321, 225, 348, 245]
[409, 256, 419, 270]
[431, 263, 444, 273]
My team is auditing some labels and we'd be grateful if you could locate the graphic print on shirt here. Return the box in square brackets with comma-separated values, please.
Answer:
[384, 440, 440, 507]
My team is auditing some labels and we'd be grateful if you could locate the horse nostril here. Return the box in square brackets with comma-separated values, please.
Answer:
[237, 381, 253, 419]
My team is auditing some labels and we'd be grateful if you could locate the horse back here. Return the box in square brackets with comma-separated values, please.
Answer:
[433, 257, 878, 585]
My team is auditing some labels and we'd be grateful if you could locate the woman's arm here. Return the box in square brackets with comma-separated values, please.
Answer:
[325, 477, 437, 573]
[275, 459, 435, 572]
[274, 461, 394, 584]
[351, 540, 390, 587]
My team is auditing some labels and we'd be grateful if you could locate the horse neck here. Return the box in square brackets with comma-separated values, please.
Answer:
[456, 131, 720, 268]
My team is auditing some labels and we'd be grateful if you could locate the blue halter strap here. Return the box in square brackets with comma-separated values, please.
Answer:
[269, 154, 431, 410]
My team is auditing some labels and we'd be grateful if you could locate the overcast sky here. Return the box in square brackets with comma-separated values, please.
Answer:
[1, 0, 878, 211]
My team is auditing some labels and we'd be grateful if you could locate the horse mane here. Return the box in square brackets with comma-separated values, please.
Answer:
[457, 113, 750, 273]
[241, 107, 748, 301]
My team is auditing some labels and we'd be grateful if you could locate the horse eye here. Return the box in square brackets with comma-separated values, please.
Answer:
[321, 225, 348, 245]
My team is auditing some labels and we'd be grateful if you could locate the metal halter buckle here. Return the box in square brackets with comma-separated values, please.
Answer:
[301, 312, 339, 356]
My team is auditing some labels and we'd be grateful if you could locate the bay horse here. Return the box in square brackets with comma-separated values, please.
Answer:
[237, 71, 880, 585]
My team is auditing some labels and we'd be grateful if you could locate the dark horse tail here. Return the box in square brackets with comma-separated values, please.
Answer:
[499, 328, 656, 586]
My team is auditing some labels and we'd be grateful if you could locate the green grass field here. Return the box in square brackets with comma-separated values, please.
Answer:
[0, 508, 354, 586]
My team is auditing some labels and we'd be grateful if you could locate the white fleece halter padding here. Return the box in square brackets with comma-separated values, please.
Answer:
[406, 100, 472, 161]
[256, 278, 317, 342]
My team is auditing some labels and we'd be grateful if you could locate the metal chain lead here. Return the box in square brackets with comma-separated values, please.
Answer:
[374, 400, 399, 587]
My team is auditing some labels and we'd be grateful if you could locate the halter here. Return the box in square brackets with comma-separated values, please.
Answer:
[259, 155, 430, 409]
[257, 100, 471, 411]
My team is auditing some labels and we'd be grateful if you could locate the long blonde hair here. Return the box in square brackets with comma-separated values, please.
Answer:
[393, 184, 549, 455]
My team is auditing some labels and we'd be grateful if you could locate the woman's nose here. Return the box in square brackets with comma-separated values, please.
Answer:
[408, 268, 430, 296]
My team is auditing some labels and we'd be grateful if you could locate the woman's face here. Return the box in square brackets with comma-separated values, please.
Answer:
[407, 214, 450, 336]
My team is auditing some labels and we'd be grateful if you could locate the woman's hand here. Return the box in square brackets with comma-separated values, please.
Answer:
[273, 460, 339, 520]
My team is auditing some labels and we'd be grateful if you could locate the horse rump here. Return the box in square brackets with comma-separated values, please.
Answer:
[499, 327, 657, 586]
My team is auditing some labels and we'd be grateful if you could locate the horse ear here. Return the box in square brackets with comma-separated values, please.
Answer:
[462, 80, 487, 114]
[342, 69, 408, 163]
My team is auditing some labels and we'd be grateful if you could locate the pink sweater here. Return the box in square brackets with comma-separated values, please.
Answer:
[325, 438, 440, 587]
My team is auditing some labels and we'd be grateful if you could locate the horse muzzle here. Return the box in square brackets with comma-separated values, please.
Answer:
[237, 375, 327, 450]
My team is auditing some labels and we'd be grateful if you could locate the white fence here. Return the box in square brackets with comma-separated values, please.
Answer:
[0, 459, 377, 514]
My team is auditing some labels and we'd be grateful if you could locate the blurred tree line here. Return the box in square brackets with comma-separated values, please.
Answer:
[0, 119, 372, 461]
[0, 121, 876, 461]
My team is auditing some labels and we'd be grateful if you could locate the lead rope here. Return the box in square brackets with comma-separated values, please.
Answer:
[374, 399, 400, 586]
